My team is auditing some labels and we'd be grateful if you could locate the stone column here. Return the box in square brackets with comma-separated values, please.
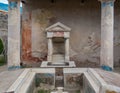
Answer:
[65, 38, 69, 62]
[8, 0, 21, 69]
[47, 38, 53, 62]
[99, 0, 115, 69]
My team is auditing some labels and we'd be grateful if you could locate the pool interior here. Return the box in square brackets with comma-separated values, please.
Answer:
[34, 73, 55, 93]
[26, 69, 96, 93]
[33, 72, 94, 93]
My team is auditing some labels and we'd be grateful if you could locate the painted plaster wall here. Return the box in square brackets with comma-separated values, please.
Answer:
[21, 0, 120, 67]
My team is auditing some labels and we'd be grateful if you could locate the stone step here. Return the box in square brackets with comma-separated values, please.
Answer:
[53, 54, 65, 62]
[53, 54, 64, 58]
[53, 54, 64, 57]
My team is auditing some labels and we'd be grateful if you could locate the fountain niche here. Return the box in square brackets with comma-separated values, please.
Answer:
[41, 22, 75, 67]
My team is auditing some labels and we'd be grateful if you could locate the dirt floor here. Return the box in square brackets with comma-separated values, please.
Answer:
[0, 68, 24, 93]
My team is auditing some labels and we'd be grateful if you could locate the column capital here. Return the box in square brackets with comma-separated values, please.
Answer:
[98, 0, 115, 2]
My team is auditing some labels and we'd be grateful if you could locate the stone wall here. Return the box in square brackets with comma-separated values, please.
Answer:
[0, 11, 8, 29]
[21, 0, 120, 67]
[0, 11, 7, 56]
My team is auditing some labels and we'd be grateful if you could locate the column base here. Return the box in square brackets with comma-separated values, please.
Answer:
[101, 65, 112, 71]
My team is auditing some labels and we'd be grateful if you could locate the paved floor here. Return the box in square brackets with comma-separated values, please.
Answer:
[0, 68, 24, 93]
[96, 68, 120, 87]
[0, 64, 7, 72]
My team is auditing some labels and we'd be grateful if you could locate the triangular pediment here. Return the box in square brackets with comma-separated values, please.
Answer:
[45, 22, 71, 32]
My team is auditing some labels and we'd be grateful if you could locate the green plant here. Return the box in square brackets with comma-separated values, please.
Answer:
[38, 89, 44, 93]
[0, 55, 5, 65]
[36, 78, 42, 87]
[38, 89, 50, 93]
[0, 38, 5, 66]
[76, 90, 81, 93]
[0, 38, 4, 54]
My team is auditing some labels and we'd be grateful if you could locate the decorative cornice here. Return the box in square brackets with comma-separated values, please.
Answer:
[46, 22, 71, 32]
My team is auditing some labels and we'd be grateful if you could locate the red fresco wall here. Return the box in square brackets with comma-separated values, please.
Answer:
[21, 13, 43, 63]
